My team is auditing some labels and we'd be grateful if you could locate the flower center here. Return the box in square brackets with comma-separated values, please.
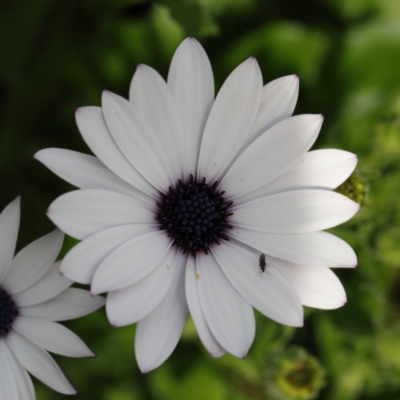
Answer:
[0, 286, 18, 338]
[156, 175, 233, 255]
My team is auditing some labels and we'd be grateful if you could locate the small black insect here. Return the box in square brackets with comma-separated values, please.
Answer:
[259, 254, 267, 273]
[259, 254, 272, 279]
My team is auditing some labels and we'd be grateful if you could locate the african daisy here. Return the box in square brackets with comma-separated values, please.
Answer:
[0, 197, 105, 398]
[35, 38, 359, 373]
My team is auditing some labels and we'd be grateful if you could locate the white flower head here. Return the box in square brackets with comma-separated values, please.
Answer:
[36, 38, 359, 373]
[0, 198, 105, 399]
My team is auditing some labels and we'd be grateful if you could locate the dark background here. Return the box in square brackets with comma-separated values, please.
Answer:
[1, 0, 400, 399]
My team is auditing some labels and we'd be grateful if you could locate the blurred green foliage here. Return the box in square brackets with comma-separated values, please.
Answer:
[1, 0, 400, 399]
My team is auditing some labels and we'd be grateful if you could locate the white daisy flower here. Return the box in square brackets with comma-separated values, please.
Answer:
[35, 38, 359, 373]
[0, 197, 105, 398]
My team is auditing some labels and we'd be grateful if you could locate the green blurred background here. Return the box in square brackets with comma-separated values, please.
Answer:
[1, 0, 400, 399]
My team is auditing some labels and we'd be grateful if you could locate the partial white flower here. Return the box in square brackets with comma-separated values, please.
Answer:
[0, 198, 105, 399]
[36, 38, 359, 373]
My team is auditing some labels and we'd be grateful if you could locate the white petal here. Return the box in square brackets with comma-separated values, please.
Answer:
[135, 255, 188, 373]
[102, 90, 176, 192]
[13, 317, 94, 358]
[4, 230, 64, 294]
[0, 197, 20, 282]
[61, 224, 158, 284]
[185, 255, 225, 357]
[275, 262, 347, 309]
[91, 231, 173, 294]
[168, 38, 214, 174]
[35, 148, 150, 204]
[246, 75, 299, 145]
[212, 241, 303, 327]
[0, 341, 19, 400]
[6, 331, 76, 395]
[228, 228, 357, 268]
[197, 58, 262, 183]
[236, 149, 358, 205]
[231, 189, 360, 233]
[13, 262, 72, 307]
[196, 252, 255, 358]
[20, 288, 105, 321]
[221, 115, 322, 199]
[75, 106, 157, 198]
[47, 189, 154, 240]
[129, 64, 186, 181]
[3, 342, 35, 400]
[106, 247, 178, 326]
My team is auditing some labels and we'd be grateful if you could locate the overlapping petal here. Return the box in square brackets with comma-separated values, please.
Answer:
[75, 106, 157, 198]
[246, 75, 299, 145]
[135, 254, 188, 373]
[61, 224, 157, 284]
[6, 331, 76, 395]
[228, 228, 357, 267]
[221, 115, 323, 199]
[102, 90, 176, 192]
[20, 288, 105, 321]
[35, 148, 150, 204]
[168, 38, 214, 173]
[212, 241, 303, 326]
[91, 231, 173, 294]
[231, 189, 360, 233]
[4, 230, 64, 294]
[129, 64, 186, 181]
[106, 247, 178, 327]
[13, 262, 72, 307]
[236, 149, 357, 205]
[196, 252, 255, 357]
[0, 341, 19, 400]
[197, 58, 262, 182]
[47, 189, 154, 240]
[13, 317, 94, 358]
[3, 342, 34, 400]
[185, 256, 225, 357]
